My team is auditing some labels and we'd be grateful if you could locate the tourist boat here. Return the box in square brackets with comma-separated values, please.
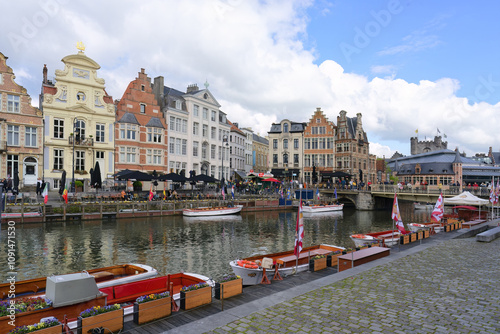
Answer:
[0, 271, 212, 334]
[350, 230, 402, 247]
[182, 204, 243, 217]
[229, 244, 344, 285]
[302, 203, 344, 213]
[413, 202, 433, 210]
[0, 263, 157, 300]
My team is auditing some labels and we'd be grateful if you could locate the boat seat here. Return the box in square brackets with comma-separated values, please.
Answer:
[92, 271, 115, 283]
[261, 257, 274, 269]
[103, 277, 170, 304]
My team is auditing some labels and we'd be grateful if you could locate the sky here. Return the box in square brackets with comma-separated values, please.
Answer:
[2, 0, 500, 158]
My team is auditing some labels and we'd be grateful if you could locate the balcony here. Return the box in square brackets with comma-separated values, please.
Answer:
[68, 135, 94, 146]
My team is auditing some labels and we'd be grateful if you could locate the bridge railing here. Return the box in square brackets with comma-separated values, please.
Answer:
[370, 184, 491, 198]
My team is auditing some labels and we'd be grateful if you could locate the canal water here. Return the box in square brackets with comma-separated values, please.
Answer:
[1, 201, 432, 282]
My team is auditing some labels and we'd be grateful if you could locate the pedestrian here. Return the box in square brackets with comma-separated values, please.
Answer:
[36, 178, 42, 195]
[6, 175, 12, 192]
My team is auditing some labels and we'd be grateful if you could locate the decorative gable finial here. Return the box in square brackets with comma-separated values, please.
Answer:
[76, 41, 86, 52]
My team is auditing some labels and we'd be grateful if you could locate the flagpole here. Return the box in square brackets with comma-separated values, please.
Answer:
[295, 188, 302, 274]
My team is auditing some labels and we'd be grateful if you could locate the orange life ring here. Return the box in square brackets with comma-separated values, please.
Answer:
[351, 234, 365, 239]
[237, 260, 258, 269]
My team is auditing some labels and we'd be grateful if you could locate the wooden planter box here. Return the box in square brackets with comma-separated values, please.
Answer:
[77, 308, 123, 334]
[444, 224, 450, 232]
[417, 231, 423, 240]
[214, 278, 243, 300]
[327, 253, 343, 267]
[180, 286, 212, 310]
[400, 235, 410, 244]
[133, 297, 171, 325]
[309, 257, 327, 272]
[424, 230, 430, 238]
[18, 325, 63, 334]
[410, 233, 417, 242]
[458, 220, 463, 229]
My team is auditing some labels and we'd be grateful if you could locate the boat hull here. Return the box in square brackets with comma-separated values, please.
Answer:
[350, 230, 401, 247]
[408, 223, 442, 233]
[302, 204, 343, 213]
[182, 205, 243, 217]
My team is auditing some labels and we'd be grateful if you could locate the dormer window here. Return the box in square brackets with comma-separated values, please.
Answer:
[283, 123, 289, 133]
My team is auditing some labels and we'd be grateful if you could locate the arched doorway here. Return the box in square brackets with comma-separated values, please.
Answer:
[23, 157, 38, 185]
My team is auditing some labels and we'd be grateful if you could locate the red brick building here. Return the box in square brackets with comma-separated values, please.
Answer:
[0, 52, 43, 187]
[115, 69, 168, 175]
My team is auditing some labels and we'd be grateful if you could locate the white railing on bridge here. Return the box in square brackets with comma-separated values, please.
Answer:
[370, 184, 491, 198]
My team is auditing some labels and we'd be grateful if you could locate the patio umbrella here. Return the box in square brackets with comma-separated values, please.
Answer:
[13, 170, 19, 195]
[160, 173, 187, 183]
[93, 161, 102, 189]
[59, 170, 66, 195]
[331, 171, 351, 178]
[89, 168, 95, 187]
[113, 169, 133, 178]
[262, 178, 281, 183]
[192, 174, 219, 183]
[117, 170, 153, 181]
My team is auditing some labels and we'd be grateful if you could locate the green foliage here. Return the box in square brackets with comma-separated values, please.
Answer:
[75, 180, 84, 187]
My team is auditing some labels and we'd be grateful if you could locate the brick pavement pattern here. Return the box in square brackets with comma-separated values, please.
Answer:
[205, 238, 500, 333]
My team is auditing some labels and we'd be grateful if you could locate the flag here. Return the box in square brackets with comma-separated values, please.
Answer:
[42, 182, 49, 204]
[280, 187, 284, 199]
[148, 185, 154, 201]
[231, 185, 235, 200]
[490, 177, 495, 204]
[415, 129, 418, 134]
[496, 179, 500, 204]
[62, 184, 68, 204]
[287, 188, 291, 200]
[222, 186, 225, 200]
[437, 128, 440, 134]
[294, 200, 304, 257]
[163, 187, 166, 200]
[334, 188, 337, 199]
[431, 193, 444, 223]
[316, 188, 320, 200]
[392, 193, 407, 233]
[443, 134, 447, 138]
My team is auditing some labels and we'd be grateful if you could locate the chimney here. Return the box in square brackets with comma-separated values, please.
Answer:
[43, 64, 48, 84]
[186, 84, 199, 93]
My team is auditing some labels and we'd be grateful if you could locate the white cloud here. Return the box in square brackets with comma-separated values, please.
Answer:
[1, 0, 499, 157]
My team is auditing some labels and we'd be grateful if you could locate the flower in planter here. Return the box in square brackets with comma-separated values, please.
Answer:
[136, 292, 170, 304]
[7, 317, 60, 334]
[0, 297, 52, 316]
[331, 250, 342, 255]
[180, 282, 209, 292]
[218, 274, 241, 283]
[79, 304, 121, 318]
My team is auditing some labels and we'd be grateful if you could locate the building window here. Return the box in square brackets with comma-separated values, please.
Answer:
[193, 104, 199, 117]
[211, 144, 216, 159]
[119, 147, 137, 163]
[211, 126, 216, 139]
[319, 126, 326, 134]
[294, 138, 299, 149]
[273, 154, 278, 164]
[53, 149, 63, 170]
[283, 123, 288, 133]
[96, 151, 104, 160]
[294, 154, 299, 164]
[202, 142, 208, 159]
[53, 119, 64, 139]
[75, 150, 85, 171]
[312, 127, 318, 134]
[182, 119, 187, 133]
[140, 104, 146, 113]
[304, 138, 310, 150]
[7, 95, 20, 113]
[141, 84, 145, 91]
[25, 127, 37, 147]
[203, 108, 208, 120]
[169, 116, 175, 131]
[7, 125, 19, 145]
[283, 153, 288, 164]
[202, 124, 208, 137]
[175, 100, 182, 109]
[283, 139, 288, 149]
[147, 149, 162, 164]
[175, 138, 181, 155]
[193, 122, 199, 135]
[304, 154, 311, 167]
[193, 141, 199, 157]
[211, 110, 216, 121]
[311, 138, 318, 149]
[119, 124, 136, 140]
[95, 123, 105, 142]
[147, 127, 162, 143]
[273, 139, 278, 149]
[182, 139, 187, 155]
[169, 137, 175, 154]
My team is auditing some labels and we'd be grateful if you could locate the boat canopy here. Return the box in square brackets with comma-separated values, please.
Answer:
[444, 191, 489, 206]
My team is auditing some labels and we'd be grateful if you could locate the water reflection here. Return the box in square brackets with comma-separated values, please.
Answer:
[0, 202, 428, 282]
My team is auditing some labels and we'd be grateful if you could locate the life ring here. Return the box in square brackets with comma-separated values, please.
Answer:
[237, 260, 259, 269]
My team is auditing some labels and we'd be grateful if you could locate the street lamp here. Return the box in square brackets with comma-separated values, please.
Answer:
[221, 134, 228, 189]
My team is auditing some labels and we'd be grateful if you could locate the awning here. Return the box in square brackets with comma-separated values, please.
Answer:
[234, 171, 248, 180]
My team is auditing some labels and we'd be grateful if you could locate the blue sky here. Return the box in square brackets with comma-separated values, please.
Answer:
[1, 0, 500, 158]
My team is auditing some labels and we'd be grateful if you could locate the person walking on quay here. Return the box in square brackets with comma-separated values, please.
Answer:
[36, 177, 43, 196]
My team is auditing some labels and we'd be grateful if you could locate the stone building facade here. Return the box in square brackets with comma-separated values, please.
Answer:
[252, 133, 268, 174]
[41, 47, 115, 191]
[0, 52, 44, 187]
[303, 108, 335, 184]
[410, 136, 447, 155]
[115, 69, 168, 175]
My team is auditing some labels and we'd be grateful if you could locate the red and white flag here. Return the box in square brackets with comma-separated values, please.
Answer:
[222, 187, 225, 200]
[42, 183, 49, 204]
[431, 193, 444, 223]
[294, 200, 304, 257]
[392, 193, 407, 233]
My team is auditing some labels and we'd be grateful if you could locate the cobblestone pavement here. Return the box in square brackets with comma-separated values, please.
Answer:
[204, 237, 500, 334]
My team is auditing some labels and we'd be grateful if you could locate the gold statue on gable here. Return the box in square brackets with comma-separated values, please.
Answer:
[76, 41, 86, 51]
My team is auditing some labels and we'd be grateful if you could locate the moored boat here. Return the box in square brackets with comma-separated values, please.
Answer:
[350, 230, 402, 248]
[0, 263, 158, 300]
[229, 244, 344, 285]
[182, 204, 243, 217]
[302, 203, 343, 213]
[408, 222, 442, 233]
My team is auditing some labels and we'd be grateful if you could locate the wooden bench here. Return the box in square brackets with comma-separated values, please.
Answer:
[476, 226, 500, 242]
[337, 247, 390, 272]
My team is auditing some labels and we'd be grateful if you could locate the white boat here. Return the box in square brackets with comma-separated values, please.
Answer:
[302, 203, 344, 213]
[414, 202, 433, 210]
[350, 230, 402, 247]
[182, 205, 243, 217]
[408, 222, 442, 233]
[230, 244, 344, 285]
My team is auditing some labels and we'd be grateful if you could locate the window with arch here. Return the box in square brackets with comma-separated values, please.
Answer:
[283, 123, 289, 133]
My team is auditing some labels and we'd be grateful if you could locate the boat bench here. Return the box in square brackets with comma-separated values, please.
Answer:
[100, 277, 170, 304]
[476, 226, 500, 242]
[0, 283, 40, 300]
[276, 249, 332, 266]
